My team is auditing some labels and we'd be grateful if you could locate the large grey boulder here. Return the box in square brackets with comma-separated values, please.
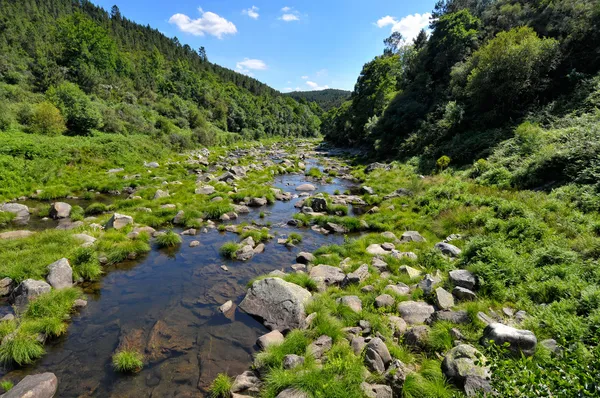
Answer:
[46, 258, 73, 290]
[364, 337, 392, 374]
[345, 264, 369, 284]
[400, 231, 426, 243]
[361, 382, 393, 398]
[481, 323, 537, 356]
[398, 301, 435, 324]
[2, 372, 57, 398]
[435, 287, 455, 310]
[309, 265, 346, 290]
[296, 252, 315, 264]
[435, 242, 462, 257]
[106, 213, 133, 230]
[442, 344, 492, 396]
[239, 278, 311, 332]
[1, 203, 30, 225]
[296, 183, 316, 192]
[10, 279, 52, 310]
[49, 202, 72, 219]
[449, 269, 478, 290]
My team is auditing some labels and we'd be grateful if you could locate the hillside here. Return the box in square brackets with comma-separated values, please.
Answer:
[285, 89, 351, 112]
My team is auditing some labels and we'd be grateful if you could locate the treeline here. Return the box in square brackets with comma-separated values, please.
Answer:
[0, 0, 320, 147]
[323, 0, 600, 174]
[285, 89, 351, 112]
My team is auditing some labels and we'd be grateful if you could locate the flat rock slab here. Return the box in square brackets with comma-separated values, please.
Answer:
[0, 230, 35, 240]
[3, 372, 57, 398]
[397, 301, 435, 324]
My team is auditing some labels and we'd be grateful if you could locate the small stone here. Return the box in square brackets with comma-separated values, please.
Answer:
[389, 316, 407, 337]
[220, 265, 229, 271]
[449, 270, 477, 290]
[189, 240, 200, 247]
[398, 265, 421, 279]
[375, 294, 395, 309]
[361, 382, 393, 398]
[364, 337, 391, 374]
[435, 287, 455, 310]
[337, 296, 362, 313]
[404, 325, 430, 350]
[308, 335, 333, 359]
[481, 323, 537, 356]
[296, 252, 315, 264]
[397, 301, 435, 324]
[283, 354, 305, 370]
[257, 330, 285, 350]
[381, 242, 395, 251]
[385, 283, 410, 296]
[435, 242, 462, 257]
[453, 287, 477, 301]
[106, 213, 133, 230]
[400, 231, 426, 243]
[73, 299, 88, 309]
[49, 202, 72, 219]
[345, 264, 369, 284]
[366, 244, 387, 255]
[351, 336, 367, 355]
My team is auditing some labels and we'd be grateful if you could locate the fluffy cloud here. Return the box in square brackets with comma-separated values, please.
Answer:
[279, 6, 300, 22]
[243, 6, 259, 19]
[236, 58, 267, 76]
[169, 8, 237, 39]
[306, 81, 329, 90]
[375, 12, 431, 42]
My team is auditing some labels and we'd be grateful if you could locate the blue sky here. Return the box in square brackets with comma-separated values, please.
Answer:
[94, 0, 438, 92]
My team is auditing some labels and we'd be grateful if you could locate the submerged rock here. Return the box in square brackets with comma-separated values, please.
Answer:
[239, 278, 311, 332]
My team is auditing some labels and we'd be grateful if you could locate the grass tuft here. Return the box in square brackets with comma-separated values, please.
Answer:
[156, 230, 182, 247]
[208, 373, 232, 398]
[112, 350, 144, 373]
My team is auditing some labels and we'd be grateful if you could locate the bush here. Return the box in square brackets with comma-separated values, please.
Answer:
[436, 155, 451, 171]
[47, 82, 101, 135]
[29, 101, 66, 136]
[112, 350, 143, 373]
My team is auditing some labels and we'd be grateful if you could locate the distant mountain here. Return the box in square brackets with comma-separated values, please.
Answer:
[285, 89, 351, 111]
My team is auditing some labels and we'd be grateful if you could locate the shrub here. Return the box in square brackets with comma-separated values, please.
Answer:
[112, 350, 143, 373]
[156, 230, 182, 247]
[29, 101, 66, 136]
[436, 155, 451, 171]
[47, 82, 101, 135]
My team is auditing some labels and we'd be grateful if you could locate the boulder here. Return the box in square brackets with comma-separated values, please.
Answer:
[434, 310, 471, 324]
[276, 389, 309, 398]
[310, 197, 327, 212]
[372, 258, 389, 273]
[153, 189, 169, 199]
[231, 371, 261, 394]
[398, 265, 421, 279]
[239, 278, 311, 332]
[235, 245, 255, 261]
[400, 231, 426, 243]
[195, 185, 215, 195]
[385, 283, 410, 296]
[10, 279, 52, 310]
[442, 344, 492, 396]
[257, 330, 285, 350]
[49, 202, 72, 219]
[397, 301, 435, 324]
[389, 316, 407, 337]
[309, 265, 346, 289]
[453, 287, 477, 301]
[481, 323, 537, 356]
[296, 184, 316, 192]
[435, 287, 455, 310]
[417, 273, 442, 295]
[435, 242, 462, 257]
[324, 222, 348, 234]
[375, 294, 395, 309]
[0, 277, 14, 296]
[364, 337, 391, 374]
[361, 382, 393, 398]
[248, 197, 268, 207]
[296, 252, 315, 264]
[351, 336, 367, 355]
[0, 230, 35, 240]
[106, 213, 133, 230]
[366, 244, 387, 255]
[404, 325, 430, 350]
[2, 373, 58, 398]
[72, 233, 96, 248]
[1, 203, 30, 225]
[308, 335, 333, 359]
[230, 166, 247, 177]
[336, 296, 362, 313]
[449, 270, 478, 290]
[283, 354, 305, 370]
[144, 161, 160, 168]
[345, 264, 369, 284]
[46, 258, 73, 289]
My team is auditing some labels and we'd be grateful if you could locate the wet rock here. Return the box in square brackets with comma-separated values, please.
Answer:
[375, 294, 395, 309]
[1, 203, 30, 225]
[231, 371, 261, 395]
[234, 205, 250, 214]
[310, 197, 327, 212]
[397, 301, 435, 324]
[239, 278, 311, 332]
[324, 222, 348, 234]
[435, 287, 455, 310]
[189, 241, 200, 247]
[364, 337, 391, 374]
[257, 330, 284, 350]
[10, 279, 52, 310]
[385, 283, 410, 296]
[398, 265, 421, 279]
[73, 299, 87, 309]
[0, 277, 14, 296]
[336, 296, 362, 313]
[146, 320, 194, 362]
[46, 258, 73, 289]
[49, 202, 72, 219]
[276, 388, 309, 398]
[2, 372, 57, 398]
[283, 354, 305, 370]
[296, 184, 316, 192]
[308, 335, 333, 359]
[345, 264, 369, 284]
[254, 243, 265, 254]
[361, 382, 393, 398]
[481, 323, 537, 356]
[449, 269, 477, 290]
[442, 344, 492, 396]
[309, 265, 346, 290]
[296, 252, 315, 264]
[248, 197, 268, 207]
[400, 231, 426, 243]
[0, 230, 35, 240]
[404, 326, 430, 350]
[106, 213, 133, 230]
[235, 245, 255, 261]
[453, 287, 477, 301]
[435, 242, 462, 257]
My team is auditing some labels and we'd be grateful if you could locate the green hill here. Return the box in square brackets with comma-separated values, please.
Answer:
[285, 89, 351, 112]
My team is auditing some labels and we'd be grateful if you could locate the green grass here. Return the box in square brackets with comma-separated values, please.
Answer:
[0, 381, 13, 392]
[156, 230, 182, 247]
[70, 247, 102, 281]
[95, 229, 151, 264]
[286, 232, 303, 245]
[0, 333, 45, 366]
[254, 330, 310, 370]
[220, 242, 240, 259]
[85, 202, 108, 216]
[283, 273, 317, 292]
[306, 167, 323, 178]
[208, 373, 233, 398]
[112, 350, 144, 373]
[241, 228, 272, 243]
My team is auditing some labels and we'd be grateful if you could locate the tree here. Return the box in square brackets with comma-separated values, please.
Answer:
[198, 46, 207, 62]
[110, 5, 121, 20]
[384, 32, 404, 56]
[413, 29, 428, 50]
[30, 102, 67, 136]
[46, 82, 101, 135]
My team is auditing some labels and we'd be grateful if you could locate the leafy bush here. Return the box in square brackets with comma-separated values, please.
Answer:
[47, 82, 101, 135]
[29, 101, 66, 136]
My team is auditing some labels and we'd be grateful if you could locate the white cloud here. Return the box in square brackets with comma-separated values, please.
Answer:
[279, 6, 301, 22]
[169, 8, 237, 39]
[236, 58, 268, 71]
[306, 81, 329, 91]
[301, 75, 309, 80]
[243, 6, 259, 19]
[375, 12, 431, 42]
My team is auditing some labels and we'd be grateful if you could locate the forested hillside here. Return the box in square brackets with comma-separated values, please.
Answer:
[323, 0, 600, 191]
[0, 0, 320, 146]
[285, 89, 351, 112]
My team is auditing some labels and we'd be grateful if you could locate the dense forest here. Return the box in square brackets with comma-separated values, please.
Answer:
[323, 0, 600, 191]
[0, 0, 321, 147]
[285, 89, 352, 112]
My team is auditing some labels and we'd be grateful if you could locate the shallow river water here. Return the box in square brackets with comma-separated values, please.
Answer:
[2, 157, 355, 397]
